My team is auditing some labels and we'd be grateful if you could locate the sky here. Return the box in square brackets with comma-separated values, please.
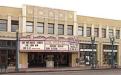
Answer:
[0, 0, 121, 20]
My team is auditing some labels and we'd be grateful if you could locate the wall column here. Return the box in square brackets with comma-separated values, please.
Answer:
[106, 25, 109, 38]
[44, 18, 48, 34]
[19, 16, 22, 33]
[19, 52, 28, 69]
[118, 42, 121, 68]
[113, 27, 116, 37]
[64, 12, 67, 35]
[120, 28, 121, 39]
[7, 16, 11, 32]
[22, 5, 26, 33]
[99, 25, 102, 38]
[91, 24, 94, 36]
[54, 19, 58, 35]
[84, 24, 87, 37]
[33, 17, 37, 33]
[73, 11, 77, 36]
[97, 42, 103, 67]
[71, 52, 78, 67]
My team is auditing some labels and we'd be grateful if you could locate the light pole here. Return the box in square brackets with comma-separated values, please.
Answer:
[16, 30, 19, 72]
[109, 36, 115, 69]
[91, 36, 95, 69]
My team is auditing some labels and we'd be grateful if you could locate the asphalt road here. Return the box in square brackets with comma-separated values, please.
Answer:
[1, 69, 121, 75]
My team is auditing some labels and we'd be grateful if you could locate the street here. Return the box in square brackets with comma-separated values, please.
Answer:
[1, 69, 121, 75]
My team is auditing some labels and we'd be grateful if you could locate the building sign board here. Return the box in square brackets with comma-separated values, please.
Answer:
[19, 35, 78, 52]
[20, 41, 44, 50]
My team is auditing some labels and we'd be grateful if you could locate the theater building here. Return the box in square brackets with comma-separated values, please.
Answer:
[0, 5, 121, 70]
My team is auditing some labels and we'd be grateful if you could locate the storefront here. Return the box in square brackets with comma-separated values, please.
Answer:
[0, 40, 16, 67]
[79, 43, 97, 66]
[103, 45, 118, 66]
[19, 35, 78, 68]
[28, 52, 71, 68]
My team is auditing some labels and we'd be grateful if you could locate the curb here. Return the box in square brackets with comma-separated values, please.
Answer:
[0, 68, 121, 74]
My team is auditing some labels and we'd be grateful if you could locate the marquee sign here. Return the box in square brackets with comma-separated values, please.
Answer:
[19, 35, 78, 52]
[20, 41, 44, 50]
[44, 40, 69, 51]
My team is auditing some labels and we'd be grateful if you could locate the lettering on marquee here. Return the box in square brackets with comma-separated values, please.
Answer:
[19, 35, 78, 52]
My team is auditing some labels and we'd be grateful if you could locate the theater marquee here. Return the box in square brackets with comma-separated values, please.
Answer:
[19, 35, 78, 52]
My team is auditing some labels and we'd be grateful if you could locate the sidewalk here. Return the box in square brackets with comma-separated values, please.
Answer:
[0, 66, 120, 74]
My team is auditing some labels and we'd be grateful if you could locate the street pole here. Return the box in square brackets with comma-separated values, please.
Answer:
[91, 36, 95, 69]
[16, 30, 19, 72]
[110, 37, 115, 69]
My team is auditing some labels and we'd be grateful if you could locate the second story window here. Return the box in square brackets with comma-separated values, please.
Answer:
[102, 28, 106, 38]
[26, 21, 33, 33]
[11, 20, 19, 32]
[78, 26, 83, 36]
[116, 30, 120, 39]
[0, 19, 7, 32]
[109, 29, 113, 37]
[94, 28, 99, 37]
[58, 24, 64, 35]
[67, 25, 73, 35]
[36, 22, 44, 34]
[48, 23, 54, 34]
[86, 27, 91, 37]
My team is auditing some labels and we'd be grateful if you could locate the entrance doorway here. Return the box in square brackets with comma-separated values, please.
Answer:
[0, 50, 8, 65]
[28, 52, 70, 68]
[0, 50, 16, 67]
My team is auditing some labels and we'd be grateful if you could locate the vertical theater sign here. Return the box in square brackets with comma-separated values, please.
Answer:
[19, 34, 78, 52]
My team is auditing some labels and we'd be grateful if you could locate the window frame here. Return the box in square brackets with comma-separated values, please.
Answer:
[94, 28, 99, 37]
[86, 27, 91, 37]
[36, 22, 44, 34]
[102, 28, 106, 38]
[48, 23, 54, 34]
[58, 24, 64, 35]
[67, 25, 73, 35]
[11, 20, 19, 32]
[116, 30, 120, 39]
[78, 26, 84, 36]
[0, 19, 7, 32]
[26, 21, 33, 33]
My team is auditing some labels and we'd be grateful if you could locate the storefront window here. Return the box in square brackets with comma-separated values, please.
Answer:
[103, 45, 118, 65]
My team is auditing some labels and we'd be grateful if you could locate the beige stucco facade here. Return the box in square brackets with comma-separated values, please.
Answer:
[0, 5, 121, 69]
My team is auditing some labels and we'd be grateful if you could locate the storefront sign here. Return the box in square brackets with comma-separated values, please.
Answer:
[19, 35, 78, 52]
[44, 41, 69, 51]
[104, 49, 117, 52]
[20, 41, 44, 50]
[80, 49, 96, 51]
[69, 42, 78, 51]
